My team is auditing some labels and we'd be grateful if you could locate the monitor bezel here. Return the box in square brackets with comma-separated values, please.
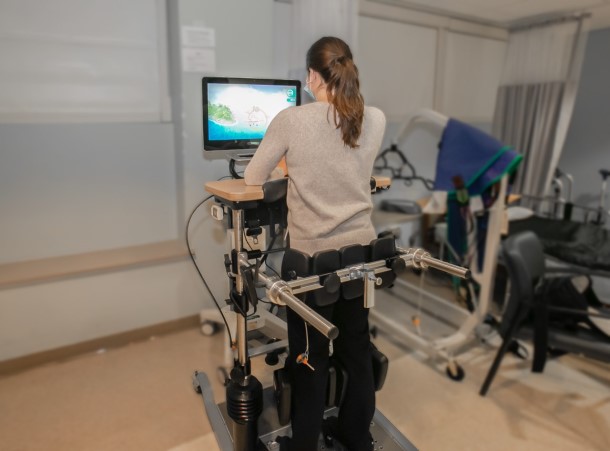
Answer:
[202, 77, 301, 152]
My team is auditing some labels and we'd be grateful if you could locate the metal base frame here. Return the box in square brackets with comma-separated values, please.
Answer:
[193, 371, 418, 451]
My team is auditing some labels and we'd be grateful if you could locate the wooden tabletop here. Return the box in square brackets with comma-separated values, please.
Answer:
[205, 179, 266, 202]
[205, 176, 392, 203]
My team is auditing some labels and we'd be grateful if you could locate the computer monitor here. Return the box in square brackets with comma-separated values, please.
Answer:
[202, 77, 301, 154]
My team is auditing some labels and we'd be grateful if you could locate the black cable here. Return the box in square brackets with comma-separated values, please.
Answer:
[266, 262, 281, 278]
[229, 159, 244, 179]
[185, 194, 234, 346]
[374, 144, 435, 191]
[260, 233, 278, 265]
[242, 230, 285, 307]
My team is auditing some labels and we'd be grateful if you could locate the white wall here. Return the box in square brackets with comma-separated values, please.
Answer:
[0, 123, 178, 263]
[357, 16, 437, 122]
[357, 3, 507, 204]
[0, 0, 275, 361]
[0, 261, 203, 360]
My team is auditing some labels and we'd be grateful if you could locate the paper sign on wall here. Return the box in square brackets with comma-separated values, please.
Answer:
[182, 47, 216, 73]
[181, 25, 215, 48]
[181, 25, 216, 73]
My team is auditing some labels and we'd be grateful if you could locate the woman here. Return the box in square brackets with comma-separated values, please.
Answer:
[244, 36, 386, 451]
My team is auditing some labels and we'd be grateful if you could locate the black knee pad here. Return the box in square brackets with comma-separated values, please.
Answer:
[369, 236, 397, 289]
[273, 367, 292, 426]
[325, 344, 389, 408]
[370, 342, 389, 391]
[281, 248, 341, 307]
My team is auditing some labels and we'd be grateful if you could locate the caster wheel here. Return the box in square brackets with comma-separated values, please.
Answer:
[265, 352, 280, 366]
[446, 362, 465, 381]
[201, 320, 218, 336]
[217, 367, 229, 386]
[192, 372, 202, 394]
[508, 340, 529, 360]
[265, 338, 284, 366]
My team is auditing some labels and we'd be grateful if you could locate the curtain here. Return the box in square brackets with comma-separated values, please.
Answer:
[492, 16, 590, 199]
[287, 0, 359, 86]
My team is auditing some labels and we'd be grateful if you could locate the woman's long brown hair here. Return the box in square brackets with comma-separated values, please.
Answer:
[306, 37, 364, 148]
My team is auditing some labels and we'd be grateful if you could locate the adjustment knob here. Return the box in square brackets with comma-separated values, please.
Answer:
[323, 273, 341, 294]
[391, 258, 407, 273]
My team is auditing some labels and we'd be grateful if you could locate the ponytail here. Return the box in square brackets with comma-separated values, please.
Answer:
[306, 37, 365, 148]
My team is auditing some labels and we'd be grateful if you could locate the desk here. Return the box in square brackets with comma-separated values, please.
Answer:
[204, 179, 268, 202]
[204, 176, 391, 202]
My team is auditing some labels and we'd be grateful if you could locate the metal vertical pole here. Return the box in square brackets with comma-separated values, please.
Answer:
[232, 209, 249, 370]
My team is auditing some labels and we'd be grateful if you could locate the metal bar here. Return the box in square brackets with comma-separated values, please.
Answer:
[284, 264, 392, 292]
[397, 247, 470, 279]
[240, 255, 338, 340]
[285, 275, 321, 289]
[194, 372, 233, 451]
[372, 408, 419, 451]
[233, 209, 248, 368]
[277, 288, 339, 340]
[291, 283, 323, 295]
[420, 255, 470, 279]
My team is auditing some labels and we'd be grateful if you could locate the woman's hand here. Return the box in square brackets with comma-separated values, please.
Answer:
[277, 157, 288, 176]
[269, 157, 288, 180]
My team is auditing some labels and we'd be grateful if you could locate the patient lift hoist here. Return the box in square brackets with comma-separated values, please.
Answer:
[192, 177, 469, 451]
[370, 109, 510, 380]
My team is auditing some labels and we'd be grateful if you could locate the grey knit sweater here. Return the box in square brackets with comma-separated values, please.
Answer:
[244, 102, 386, 256]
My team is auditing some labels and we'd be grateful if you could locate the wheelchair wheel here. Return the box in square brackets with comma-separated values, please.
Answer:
[446, 361, 465, 382]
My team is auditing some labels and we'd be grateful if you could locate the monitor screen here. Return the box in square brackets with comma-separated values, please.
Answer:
[202, 77, 301, 152]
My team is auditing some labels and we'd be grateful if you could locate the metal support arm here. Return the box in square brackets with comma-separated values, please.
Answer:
[238, 248, 469, 340]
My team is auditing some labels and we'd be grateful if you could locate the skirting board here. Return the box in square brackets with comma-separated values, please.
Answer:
[0, 314, 200, 377]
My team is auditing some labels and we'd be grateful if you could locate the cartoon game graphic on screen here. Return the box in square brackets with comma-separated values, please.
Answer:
[207, 84, 298, 142]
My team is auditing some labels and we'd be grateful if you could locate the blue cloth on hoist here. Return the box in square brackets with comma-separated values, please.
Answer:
[434, 119, 522, 269]
[434, 118, 521, 196]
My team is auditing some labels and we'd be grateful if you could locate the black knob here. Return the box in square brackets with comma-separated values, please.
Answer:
[323, 273, 341, 294]
[391, 258, 407, 273]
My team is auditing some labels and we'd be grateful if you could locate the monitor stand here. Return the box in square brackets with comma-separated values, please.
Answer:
[226, 153, 255, 163]
[226, 154, 253, 179]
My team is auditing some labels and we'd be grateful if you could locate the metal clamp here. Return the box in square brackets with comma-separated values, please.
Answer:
[363, 269, 382, 309]
[345, 264, 382, 308]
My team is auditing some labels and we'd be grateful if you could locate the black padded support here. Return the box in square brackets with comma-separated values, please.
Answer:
[282, 236, 403, 306]
[327, 345, 389, 407]
[369, 236, 397, 289]
[273, 368, 292, 426]
[281, 248, 342, 307]
[262, 178, 288, 203]
[310, 250, 342, 306]
[371, 342, 389, 391]
[281, 248, 310, 282]
[340, 244, 367, 300]
[327, 359, 349, 408]
[326, 365, 338, 408]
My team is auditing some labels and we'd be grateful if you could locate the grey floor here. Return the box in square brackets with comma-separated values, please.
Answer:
[1, 278, 609, 451]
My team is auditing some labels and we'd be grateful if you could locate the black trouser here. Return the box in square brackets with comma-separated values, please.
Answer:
[286, 294, 375, 451]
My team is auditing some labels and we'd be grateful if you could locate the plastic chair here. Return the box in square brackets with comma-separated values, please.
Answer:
[479, 231, 610, 396]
